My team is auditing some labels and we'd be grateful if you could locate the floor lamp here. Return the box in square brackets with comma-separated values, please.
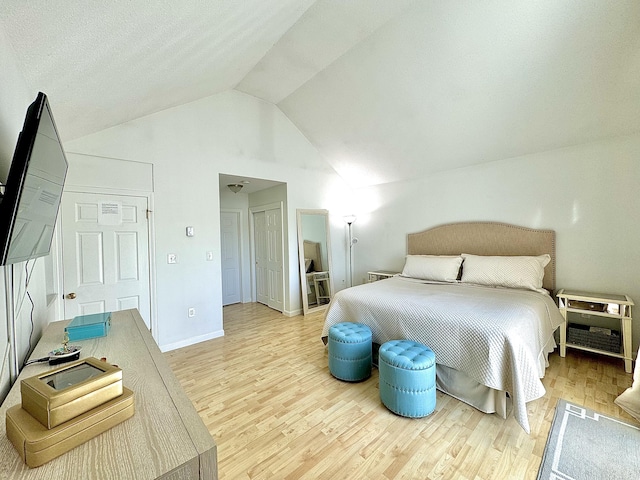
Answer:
[344, 215, 357, 287]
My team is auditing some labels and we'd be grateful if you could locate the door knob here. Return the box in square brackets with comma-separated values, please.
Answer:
[66, 292, 77, 299]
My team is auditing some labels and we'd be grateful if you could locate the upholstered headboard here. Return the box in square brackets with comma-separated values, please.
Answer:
[407, 222, 556, 292]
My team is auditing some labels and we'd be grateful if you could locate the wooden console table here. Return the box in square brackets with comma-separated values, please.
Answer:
[0, 309, 217, 479]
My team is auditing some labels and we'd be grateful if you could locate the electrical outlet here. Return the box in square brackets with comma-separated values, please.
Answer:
[188, 308, 196, 317]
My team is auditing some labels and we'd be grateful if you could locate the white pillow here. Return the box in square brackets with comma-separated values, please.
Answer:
[400, 255, 463, 283]
[460, 253, 550, 293]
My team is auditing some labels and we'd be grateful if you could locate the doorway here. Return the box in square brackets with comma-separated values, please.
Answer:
[219, 174, 287, 314]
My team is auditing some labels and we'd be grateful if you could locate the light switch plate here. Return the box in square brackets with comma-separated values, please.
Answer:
[167, 253, 177, 264]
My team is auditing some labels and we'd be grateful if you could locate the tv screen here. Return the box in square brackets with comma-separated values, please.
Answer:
[0, 92, 68, 265]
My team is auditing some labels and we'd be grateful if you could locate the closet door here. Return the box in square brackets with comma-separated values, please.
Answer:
[220, 210, 242, 306]
[252, 207, 284, 312]
[254, 211, 269, 306]
[264, 207, 284, 312]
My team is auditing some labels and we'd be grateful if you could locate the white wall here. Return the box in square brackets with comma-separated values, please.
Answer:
[0, 26, 51, 401]
[66, 90, 351, 351]
[0, 29, 31, 176]
[351, 134, 640, 352]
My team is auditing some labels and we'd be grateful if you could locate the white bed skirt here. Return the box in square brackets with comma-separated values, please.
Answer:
[436, 364, 511, 419]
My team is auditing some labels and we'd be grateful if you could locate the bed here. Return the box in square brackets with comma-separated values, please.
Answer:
[322, 222, 564, 433]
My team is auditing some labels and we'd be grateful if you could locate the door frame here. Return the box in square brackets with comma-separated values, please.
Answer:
[248, 202, 285, 308]
[58, 186, 157, 340]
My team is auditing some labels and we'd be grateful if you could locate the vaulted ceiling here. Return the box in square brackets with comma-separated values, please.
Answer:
[2, 1, 639, 187]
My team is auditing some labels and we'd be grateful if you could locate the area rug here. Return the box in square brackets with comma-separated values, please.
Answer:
[538, 399, 640, 479]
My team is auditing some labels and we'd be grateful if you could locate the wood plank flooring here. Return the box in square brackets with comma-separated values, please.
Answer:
[165, 303, 634, 480]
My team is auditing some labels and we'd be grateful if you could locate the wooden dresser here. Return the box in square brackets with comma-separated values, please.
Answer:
[0, 309, 217, 479]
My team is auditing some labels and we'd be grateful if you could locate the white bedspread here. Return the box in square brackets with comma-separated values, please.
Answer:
[322, 277, 564, 433]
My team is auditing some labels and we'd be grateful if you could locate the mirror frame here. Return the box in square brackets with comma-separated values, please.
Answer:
[297, 209, 334, 315]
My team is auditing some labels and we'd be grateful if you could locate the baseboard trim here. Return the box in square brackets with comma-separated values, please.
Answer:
[160, 330, 224, 352]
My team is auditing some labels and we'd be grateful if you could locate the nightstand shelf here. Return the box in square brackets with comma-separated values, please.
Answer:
[557, 289, 634, 373]
[367, 270, 399, 283]
[312, 271, 331, 305]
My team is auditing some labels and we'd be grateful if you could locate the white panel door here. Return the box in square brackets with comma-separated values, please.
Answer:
[265, 208, 284, 312]
[254, 211, 269, 306]
[220, 211, 241, 306]
[61, 192, 151, 327]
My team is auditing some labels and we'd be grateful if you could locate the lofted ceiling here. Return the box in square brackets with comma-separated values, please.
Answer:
[2, 1, 639, 187]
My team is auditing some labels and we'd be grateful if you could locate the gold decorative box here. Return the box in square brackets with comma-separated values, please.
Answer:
[20, 357, 123, 429]
[6, 387, 134, 468]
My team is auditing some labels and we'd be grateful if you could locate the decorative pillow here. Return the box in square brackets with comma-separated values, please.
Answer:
[400, 255, 463, 283]
[460, 253, 550, 293]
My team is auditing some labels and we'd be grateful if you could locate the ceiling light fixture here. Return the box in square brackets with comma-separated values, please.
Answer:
[227, 183, 243, 193]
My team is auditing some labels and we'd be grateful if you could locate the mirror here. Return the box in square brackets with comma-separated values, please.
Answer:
[297, 209, 333, 315]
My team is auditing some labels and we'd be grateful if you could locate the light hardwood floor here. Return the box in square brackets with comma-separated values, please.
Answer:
[165, 303, 634, 480]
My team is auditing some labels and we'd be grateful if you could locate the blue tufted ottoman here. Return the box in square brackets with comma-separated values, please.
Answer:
[328, 322, 372, 382]
[378, 340, 436, 418]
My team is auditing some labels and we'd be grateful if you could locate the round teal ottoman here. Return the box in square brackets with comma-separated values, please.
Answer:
[379, 340, 436, 418]
[328, 322, 372, 382]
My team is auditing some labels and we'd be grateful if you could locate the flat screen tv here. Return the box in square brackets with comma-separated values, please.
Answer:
[0, 92, 68, 265]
